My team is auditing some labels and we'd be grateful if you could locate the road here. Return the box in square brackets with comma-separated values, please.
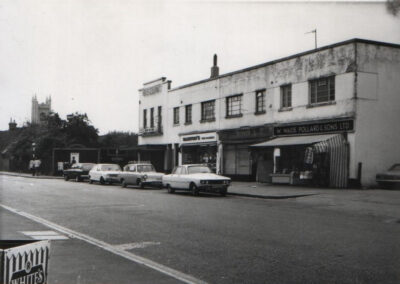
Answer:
[1, 175, 400, 284]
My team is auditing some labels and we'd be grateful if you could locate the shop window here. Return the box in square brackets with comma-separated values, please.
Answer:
[201, 100, 215, 122]
[226, 94, 243, 118]
[143, 109, 147, 128]
[173, 107, 179, 125]
[309, 76, 335, 104]
[280, 84, 292, 109]
[185, 104, 192, 124]
[255, 90, 266, 114]
[150, 107, 154, 128]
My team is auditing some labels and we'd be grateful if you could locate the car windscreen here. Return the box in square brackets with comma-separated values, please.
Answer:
[101, 165, 121, 171]
[137, 165, 155, 172]
[82, 164, 95, 171]
[187, 166, 211, 174]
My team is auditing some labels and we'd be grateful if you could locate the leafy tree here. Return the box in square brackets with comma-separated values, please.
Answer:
[64, 113, 99, 147]
[387, 0, 400, 16]
[99, 131, 138, 148]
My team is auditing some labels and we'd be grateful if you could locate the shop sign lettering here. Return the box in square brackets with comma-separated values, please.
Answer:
[181, 132, 217, 144]
[143, 85, 161, 96]
[274, 120, 354, 136]
[9, 262, 46, 284]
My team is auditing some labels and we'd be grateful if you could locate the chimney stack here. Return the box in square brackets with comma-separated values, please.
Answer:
[9, 118, 17, 131]
[210, 54, 219, 78]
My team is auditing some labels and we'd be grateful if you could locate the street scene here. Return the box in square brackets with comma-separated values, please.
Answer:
[1, 173, 400, 284]
[1, 0, 400, 283]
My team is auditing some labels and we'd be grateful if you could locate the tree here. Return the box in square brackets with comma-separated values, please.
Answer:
[387, 0, 400, 16]
[64, 113, 99, 147]
[99, 131, 138, 148]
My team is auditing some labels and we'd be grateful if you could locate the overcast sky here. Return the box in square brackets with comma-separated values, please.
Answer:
[0, 0, 399, 134]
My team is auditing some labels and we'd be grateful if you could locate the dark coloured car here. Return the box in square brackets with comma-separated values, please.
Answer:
[376, 164, 400, 189]
[63, 163, 96, 182]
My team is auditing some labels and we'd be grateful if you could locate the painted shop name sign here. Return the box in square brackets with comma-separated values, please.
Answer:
[181, 132, 217, 144]
[142, 85, 161, 96]
[274, 119, 354, 136]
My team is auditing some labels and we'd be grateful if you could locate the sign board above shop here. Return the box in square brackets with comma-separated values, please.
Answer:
[180, 132, 217, 145]
[274, 119, 354, 136]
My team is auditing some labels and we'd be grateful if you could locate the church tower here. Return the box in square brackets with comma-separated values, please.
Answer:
[31, 95, 52, 125]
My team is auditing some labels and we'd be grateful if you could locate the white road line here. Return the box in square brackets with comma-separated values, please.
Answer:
[1, 204, 208, 284]
[20, 231, 69, 240]
[114, 241, 161, 250]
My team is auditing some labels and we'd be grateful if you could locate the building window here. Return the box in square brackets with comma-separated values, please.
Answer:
[226, 94, 242, 117]
[157, 106, 162, 128]
[143, 109, 147, 128]
[255, 90, 266, 114]
[150, 107, 154, 128]
[309, 76, 335, 104]
[173, 107, 179, 125]
[185, 104, 192, 124]
[201, 100, 215, 121]
[280, 85, 292, 109]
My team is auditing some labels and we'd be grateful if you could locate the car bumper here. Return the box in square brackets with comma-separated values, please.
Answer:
[143, 181, 163, 187]
[198, 185, 228, 193]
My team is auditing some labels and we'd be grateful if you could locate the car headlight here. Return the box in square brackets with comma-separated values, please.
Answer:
[200, 180, 208, 184]
[224, 180, 230, 185]
[142, 174, 148, 181]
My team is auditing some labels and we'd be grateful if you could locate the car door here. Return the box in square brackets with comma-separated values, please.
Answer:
[180, 167, 191, 189]
[169, 166, 181, 188]
[127, 165, 136, 184]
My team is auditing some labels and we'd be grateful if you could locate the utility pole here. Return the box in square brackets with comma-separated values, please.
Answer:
[305, 29, 317, 49]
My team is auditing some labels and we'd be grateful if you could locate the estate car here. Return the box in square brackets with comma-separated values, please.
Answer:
[119, 162, 164, 188]
[89, 163, 121, 185]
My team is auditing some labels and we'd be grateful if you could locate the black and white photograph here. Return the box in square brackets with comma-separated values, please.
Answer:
[1, 0, 400, 283]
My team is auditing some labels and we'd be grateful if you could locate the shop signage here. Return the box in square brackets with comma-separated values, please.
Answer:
[10, 262, 46, 284]
[181, 132, 217, 144]
[219, 125, 273, 141]
[274, 119, 354, 136]
[143, 85, 161, 96]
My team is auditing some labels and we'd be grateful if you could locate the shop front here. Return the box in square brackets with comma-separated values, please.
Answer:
[218, 125, 273, 181]
[179, 132, 218, 172]
[251, 119, 354, 188]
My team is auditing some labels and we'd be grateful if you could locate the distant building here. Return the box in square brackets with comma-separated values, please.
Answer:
[138, 38, 400, 188]
[31, 95, 52, 125]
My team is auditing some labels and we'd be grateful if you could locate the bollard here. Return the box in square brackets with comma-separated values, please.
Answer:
[0, 240, 50, 284]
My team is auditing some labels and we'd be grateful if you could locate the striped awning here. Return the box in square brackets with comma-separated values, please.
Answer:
[251, 134, 340, 147]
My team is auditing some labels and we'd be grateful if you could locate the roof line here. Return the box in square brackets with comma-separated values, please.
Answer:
[169, 38, 400, 92]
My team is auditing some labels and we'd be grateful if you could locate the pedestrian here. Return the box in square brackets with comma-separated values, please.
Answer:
[71, 156, 76, 165]
[33, 159, 41, 176]
[29, 160, 35, 176]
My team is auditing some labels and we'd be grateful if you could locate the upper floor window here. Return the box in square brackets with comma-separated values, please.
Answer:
[309, 76, 335, 104]
[226, 94, 243, 117]
[255, 90, 266, 114]
[201, 100, 215, 122]
[143, 109, 147, 128]
[173, 107, 179, 125]
[280, 84, 292, 109]
[185, 104, 192, 124]
[150, 107, 154, 128]
[157, 106, 162, 127]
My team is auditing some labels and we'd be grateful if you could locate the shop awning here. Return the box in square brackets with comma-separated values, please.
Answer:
[251, 134, 340, 147]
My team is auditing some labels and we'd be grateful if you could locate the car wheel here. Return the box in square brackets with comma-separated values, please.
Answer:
[190, 183, 199, 196]
[137, 179, 144, 189]
[167, 184, 175, 193]
[121, 179, 127, 188]
[75, 176, 81, 182]
[64, 175, 69, 181]
[100, 177, 105, 185]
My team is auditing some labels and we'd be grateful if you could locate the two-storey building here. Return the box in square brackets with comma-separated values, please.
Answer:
[138, 39, 400, 188]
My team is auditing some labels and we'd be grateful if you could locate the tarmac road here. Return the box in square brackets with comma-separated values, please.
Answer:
[1, 175, 400, 284]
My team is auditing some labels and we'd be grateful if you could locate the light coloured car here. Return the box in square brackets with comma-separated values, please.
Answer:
[162, 164, 231, 196]
[119, 162, 164, 188]
[89, 163, 121, 185]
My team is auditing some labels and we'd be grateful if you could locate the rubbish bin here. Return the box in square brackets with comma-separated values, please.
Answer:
[0, 240, 50, 284]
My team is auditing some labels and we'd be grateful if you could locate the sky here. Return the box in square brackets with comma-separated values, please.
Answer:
[0, 0, 399, 134]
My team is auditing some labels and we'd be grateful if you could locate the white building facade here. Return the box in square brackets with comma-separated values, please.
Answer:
[138, 39, 400, 188]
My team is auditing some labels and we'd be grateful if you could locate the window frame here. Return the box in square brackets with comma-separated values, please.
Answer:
[201, 100, 216, 122]
[150, 107, 154, 128]
[185, 104, 192, 124]
[143, 109, 147, 128]
[280, 84, 292, 110]
[226, 94, 243, 118]
[255, 89, 266, 114]
[309, 76, 335, 105]
[173, 107, 180, 125]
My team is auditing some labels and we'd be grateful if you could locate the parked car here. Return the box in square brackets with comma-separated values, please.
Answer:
[162, 164, 231, 196]
[63, 163, 95, 182]
[376, 164, 400, 189]
[88, 163, 121, 185]
[119, 162, 164, 188]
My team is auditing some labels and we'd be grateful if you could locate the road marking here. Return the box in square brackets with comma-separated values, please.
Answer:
[1, 204, 207, 284]
[20, 230, 69, 240]
[114, 241, 161, 250]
